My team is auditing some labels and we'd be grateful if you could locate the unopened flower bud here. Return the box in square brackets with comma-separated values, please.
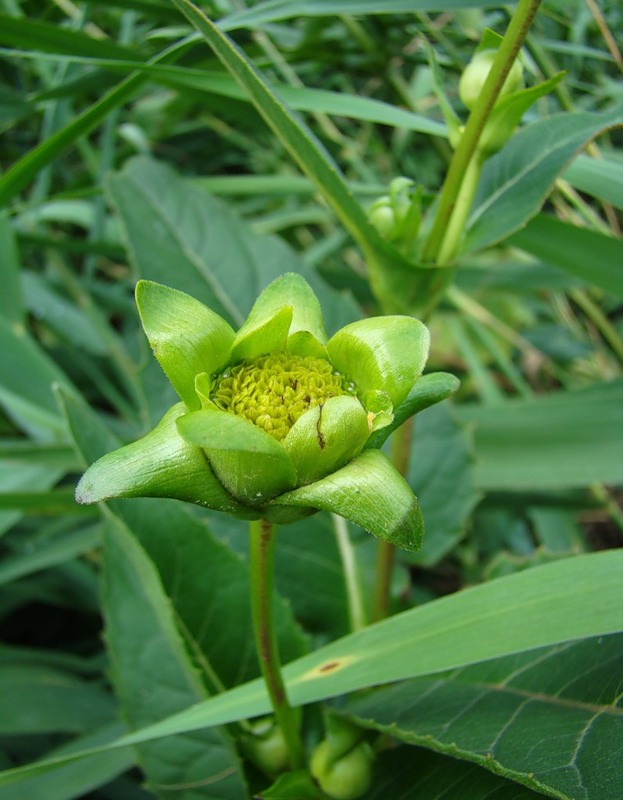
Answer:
[459, 49, 524, 111]
[76, 274, 435, 552]
[311, 738, 373, 800]
[240, 718, 289, 778]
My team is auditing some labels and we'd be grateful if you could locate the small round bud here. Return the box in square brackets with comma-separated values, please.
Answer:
[459, 49, 524, 110]
[367, 199, 395, 238]
[240, 719, 289, 777]
[311, 739, 374, 800]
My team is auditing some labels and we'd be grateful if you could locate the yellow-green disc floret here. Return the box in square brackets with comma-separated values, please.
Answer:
[212, 353, 355, 441]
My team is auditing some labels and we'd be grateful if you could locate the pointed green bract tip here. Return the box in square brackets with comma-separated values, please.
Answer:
[135, 280, 235, 410]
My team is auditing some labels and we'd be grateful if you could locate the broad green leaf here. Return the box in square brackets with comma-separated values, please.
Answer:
[0, 218, 24, 326]
[508, 214, 623, 298]
[463, 104, 623, 254]
[454, 380, 623, 489]
[120, 498, 308, 688]
[107, 156, 360, 333]
[273, 513, 357, 638]
[275, 449, 424, 552]
[220, 0, 502, 31]
[0, 664, 116, 735]
[0, 722, 134, 800]
[563, 153, 623, 210]
[102, 516, 248, 798]
[407, 403, 480, 566]
[529, 507, 583, 554]
[1, 550, 622, 786]
[168, 0, 445, 314]
[346, 635, 623, 800]
[107, 157, 290, 326]
[0, 314, 74, 441]
[211, 512, 391, 639]
[365, 747, 544, 800]
[120, 549, 623, 739]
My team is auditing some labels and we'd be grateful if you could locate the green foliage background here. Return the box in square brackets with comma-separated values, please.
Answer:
[0, 1, 621, 798]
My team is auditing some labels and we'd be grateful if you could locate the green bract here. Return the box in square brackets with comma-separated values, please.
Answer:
[76, 274, 434, 551]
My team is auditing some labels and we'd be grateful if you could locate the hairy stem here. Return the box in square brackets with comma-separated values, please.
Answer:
[249, 518, 305, 770]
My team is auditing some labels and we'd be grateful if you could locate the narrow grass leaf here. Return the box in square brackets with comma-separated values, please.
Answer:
[0, 218, 24, 326]
[0, 39, 189, 207]
[563, 153, 623, 210]
[0, 14, 146, 61]
[0, 524, 100, 585]
[220, 1, 502, 31]
[455, 380, 623, 489]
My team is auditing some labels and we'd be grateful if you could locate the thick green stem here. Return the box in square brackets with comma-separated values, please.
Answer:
[249, 518, 305, 770]
[371, 417, 414, 622]
[422, 0, 542, 265]
[371, 539, 396, 623]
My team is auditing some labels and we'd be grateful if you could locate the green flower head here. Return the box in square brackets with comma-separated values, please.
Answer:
[76, 274, 434, 551]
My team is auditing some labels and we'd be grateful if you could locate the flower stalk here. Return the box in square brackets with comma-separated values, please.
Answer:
[249, 518, 305, 770]
[371, 417, 414, 622]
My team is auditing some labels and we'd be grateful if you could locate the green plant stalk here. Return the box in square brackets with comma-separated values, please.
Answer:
[422, 0, 542, 265]
[333, 513, 366, 632]
[249, 518, 306, 770]
[371, 417, 414, 622]
[436, 153, 484, 265]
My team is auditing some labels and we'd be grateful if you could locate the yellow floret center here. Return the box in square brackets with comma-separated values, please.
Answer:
[212, 353, 354, 441]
